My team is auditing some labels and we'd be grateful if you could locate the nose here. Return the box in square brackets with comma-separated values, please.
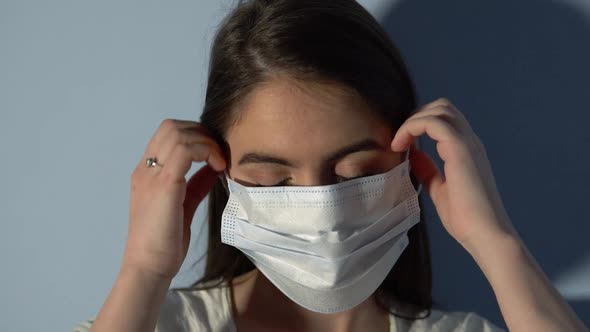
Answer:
[294, 170, 338, 186]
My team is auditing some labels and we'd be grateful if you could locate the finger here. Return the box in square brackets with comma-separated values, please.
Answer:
[408, 98, 453, 118]
[145, 131, 226, 173]
[410, 103, 472, 134]
[140, 142, 225, 180]
[409, 148, 445, 205]
[419, 98, 455, 111]
[197, 141, 226, 171]
[160, 143, 226, 185]
[182, 164, 219, 254]
[146, 119, 194, 152]
[145, 120, 217, 159]
[391, 115, 463, 153]
[161, 118, 210, 131]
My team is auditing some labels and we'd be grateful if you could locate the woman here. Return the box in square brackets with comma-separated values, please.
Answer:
[75, 0, 588, 331]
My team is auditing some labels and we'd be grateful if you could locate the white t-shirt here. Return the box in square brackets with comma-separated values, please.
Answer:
[73, 278, 505, 332]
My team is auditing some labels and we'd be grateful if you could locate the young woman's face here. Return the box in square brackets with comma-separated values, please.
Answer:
[225, 77, 402, 187]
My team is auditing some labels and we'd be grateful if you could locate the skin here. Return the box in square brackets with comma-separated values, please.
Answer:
[89, 77, 589, 332]
[226, 77, 400, 187]
[225, 77, 398, 332]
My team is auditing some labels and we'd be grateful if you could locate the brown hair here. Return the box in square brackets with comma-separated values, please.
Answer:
[192, 0, 432, 320]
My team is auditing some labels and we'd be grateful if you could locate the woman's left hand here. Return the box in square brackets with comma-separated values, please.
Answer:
[391, 98, 517, 254]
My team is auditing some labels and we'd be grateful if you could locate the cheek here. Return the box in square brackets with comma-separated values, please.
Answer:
[369, 151, 403, 175]
[384, 151, 403, 168]
[335, 151, 403, 177]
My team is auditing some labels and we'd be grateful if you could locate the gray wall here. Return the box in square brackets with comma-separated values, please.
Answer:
[0, 1, 228, 330]
[0, 0, 587, 331]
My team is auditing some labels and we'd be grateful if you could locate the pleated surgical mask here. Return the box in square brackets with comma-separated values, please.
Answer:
[220, 150, 422, 313]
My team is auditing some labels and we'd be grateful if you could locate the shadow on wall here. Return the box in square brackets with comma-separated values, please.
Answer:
[382, 0, 590, 328]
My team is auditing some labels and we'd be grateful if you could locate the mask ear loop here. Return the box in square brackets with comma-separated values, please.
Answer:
[218, 171, 230, 195]
[416, 181, 423, 196]
[216, 142, 231, 195]
[405, 148, 423, 196]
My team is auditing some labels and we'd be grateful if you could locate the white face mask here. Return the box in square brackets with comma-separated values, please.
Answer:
[220, 150, 421, 313]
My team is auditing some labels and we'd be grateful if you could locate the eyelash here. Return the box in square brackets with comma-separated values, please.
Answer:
[336, 175, 364, 183]
[255, 174, 368, 187]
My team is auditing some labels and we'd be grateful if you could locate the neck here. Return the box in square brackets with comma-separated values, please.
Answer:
[230, 269, 390, 332]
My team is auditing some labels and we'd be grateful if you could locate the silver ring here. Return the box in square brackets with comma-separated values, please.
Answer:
[146, 157, 163, 168]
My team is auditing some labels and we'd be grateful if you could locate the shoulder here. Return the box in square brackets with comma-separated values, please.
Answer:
[158, 278, 236, 331]
[72, 318, 94, 332]
[394, 308, 505, 332]
[71, 278, 236, 332]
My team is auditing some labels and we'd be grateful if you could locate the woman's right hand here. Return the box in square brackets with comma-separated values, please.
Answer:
[121, 119, 226, 281]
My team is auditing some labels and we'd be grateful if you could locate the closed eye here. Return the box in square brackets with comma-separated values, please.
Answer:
[335, 174, 369, 183]
[254, 173, 372, 187]
[255, 178, 292, 187]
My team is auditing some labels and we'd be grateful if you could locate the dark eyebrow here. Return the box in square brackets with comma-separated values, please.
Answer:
[237, 138, 385, 167]
[238, 153, 297, 167]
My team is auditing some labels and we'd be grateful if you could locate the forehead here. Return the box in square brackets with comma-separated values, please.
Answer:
[225, 77, 392, 157]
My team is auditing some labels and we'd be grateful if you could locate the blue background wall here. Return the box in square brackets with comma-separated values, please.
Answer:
[0, 0, 587, 330]
[381, 0, 590, 328]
